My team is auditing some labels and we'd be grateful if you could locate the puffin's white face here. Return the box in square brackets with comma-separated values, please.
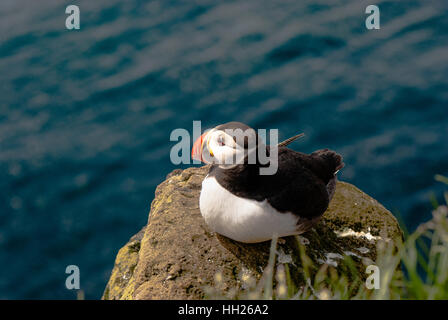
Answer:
[192, 127, 257, 168]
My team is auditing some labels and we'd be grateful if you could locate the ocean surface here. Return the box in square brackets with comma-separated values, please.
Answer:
[0, 0, 447, 299]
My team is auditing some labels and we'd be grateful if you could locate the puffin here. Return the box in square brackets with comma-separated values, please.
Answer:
[191, 122, 344, 243]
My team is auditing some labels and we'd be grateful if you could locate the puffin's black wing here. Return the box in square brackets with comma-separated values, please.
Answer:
[258, 147, 331, 219]
[209, 146, 344, 220]
[257, 147, 344, 219]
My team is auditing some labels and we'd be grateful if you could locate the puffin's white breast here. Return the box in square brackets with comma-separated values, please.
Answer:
[199, 175, 300, 243]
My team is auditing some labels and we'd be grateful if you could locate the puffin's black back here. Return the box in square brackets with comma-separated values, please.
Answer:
[209, 145, 343, 220]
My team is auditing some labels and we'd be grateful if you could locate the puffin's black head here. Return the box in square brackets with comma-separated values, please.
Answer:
[192, 122, 263, 167]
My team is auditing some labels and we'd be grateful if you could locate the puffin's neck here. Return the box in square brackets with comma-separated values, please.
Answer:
[208, 162, 261, 196]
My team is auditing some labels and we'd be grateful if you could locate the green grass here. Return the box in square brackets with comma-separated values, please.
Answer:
[206, 175, 448, 300]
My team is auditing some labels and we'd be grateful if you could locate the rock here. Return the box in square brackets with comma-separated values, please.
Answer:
[102, 166, 402, 300]
[102, 227, 145, 300]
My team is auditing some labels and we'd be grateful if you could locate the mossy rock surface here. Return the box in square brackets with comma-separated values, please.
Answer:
[102, 166, 402, 300]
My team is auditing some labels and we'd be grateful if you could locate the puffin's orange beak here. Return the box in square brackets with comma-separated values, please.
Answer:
[192, 132, 208, 162]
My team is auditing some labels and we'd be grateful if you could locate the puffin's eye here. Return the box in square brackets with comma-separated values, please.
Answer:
[217, 136, 225, 146]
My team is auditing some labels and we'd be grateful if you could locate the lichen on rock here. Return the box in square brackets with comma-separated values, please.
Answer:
[102, 166, 402, 300]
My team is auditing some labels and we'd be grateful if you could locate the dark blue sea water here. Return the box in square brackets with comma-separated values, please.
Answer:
[0, 0, 447, 299]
